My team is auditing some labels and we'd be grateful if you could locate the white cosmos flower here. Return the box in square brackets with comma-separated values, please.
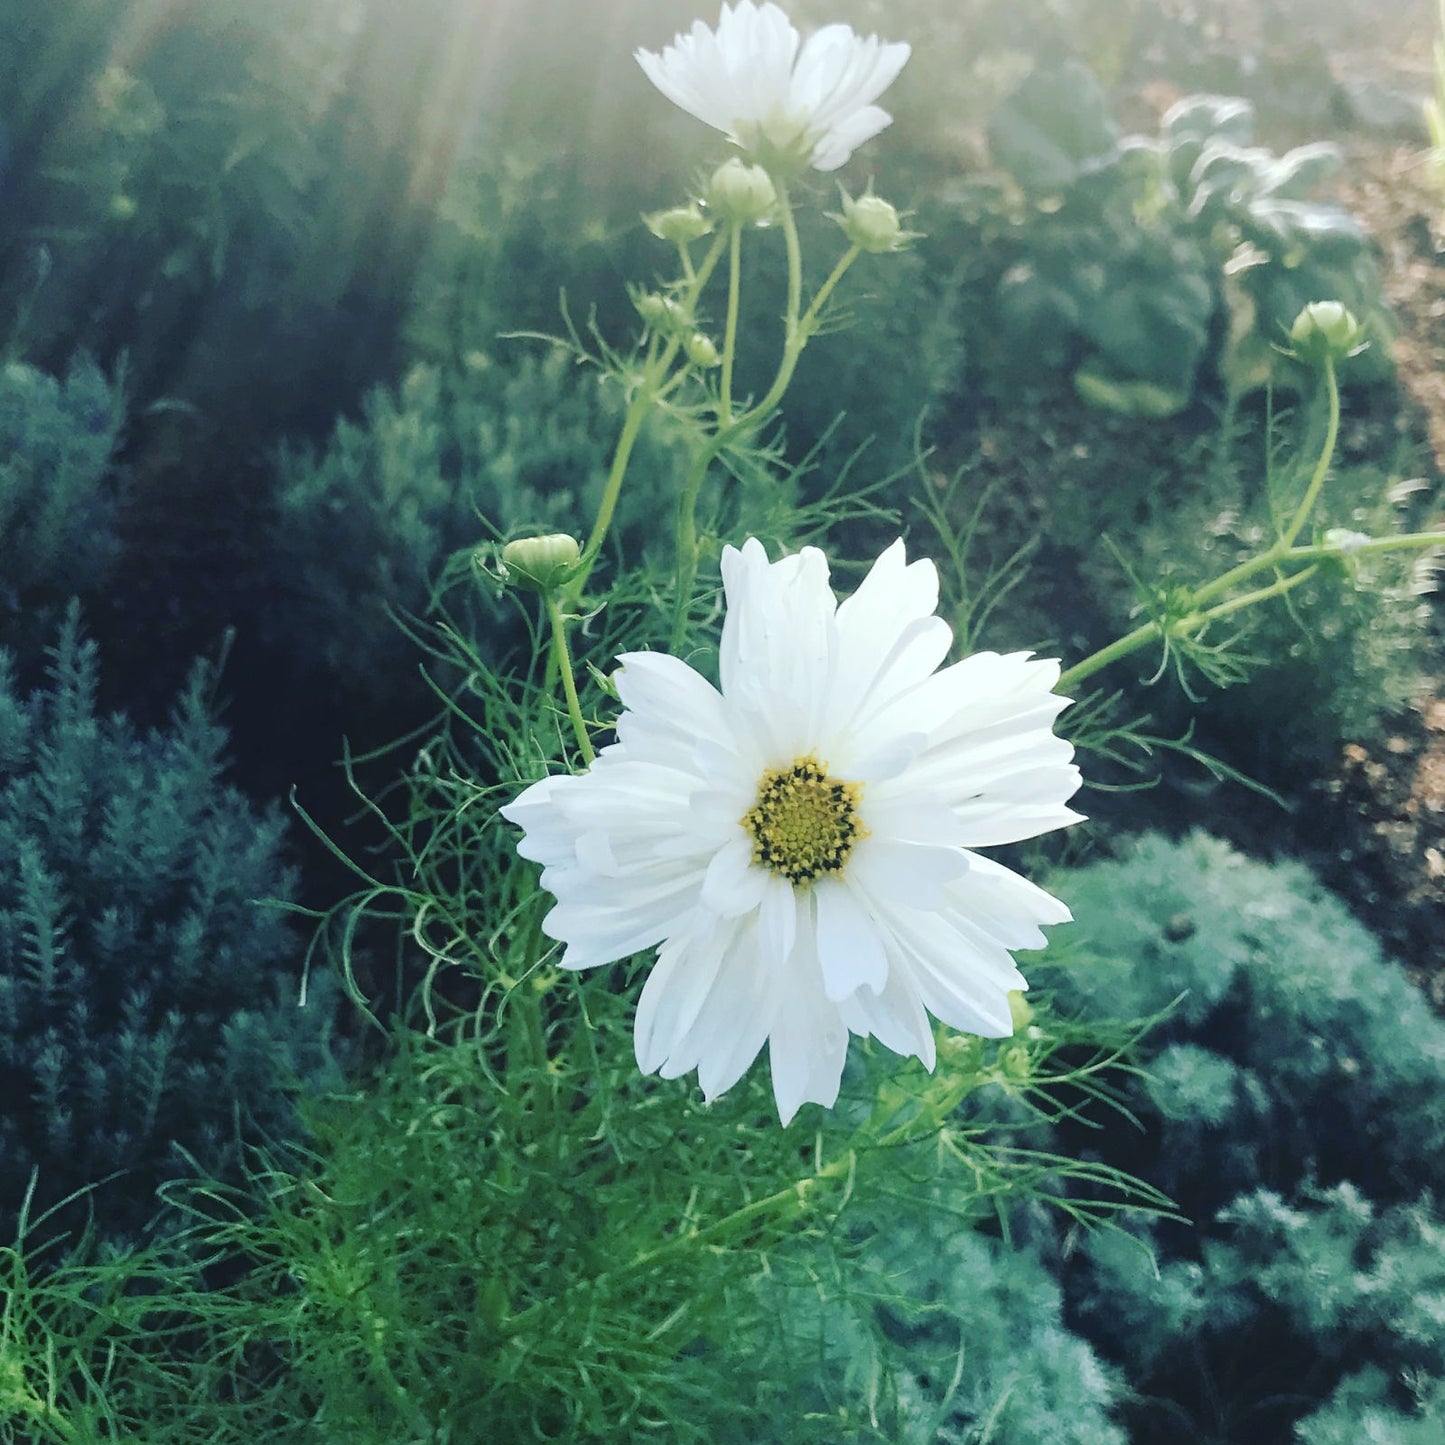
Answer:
[501, 538, 1083, 1125]
[635, 1, 910, 173]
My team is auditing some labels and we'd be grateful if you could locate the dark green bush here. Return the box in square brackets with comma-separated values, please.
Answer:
[1036, 832, 1445, 1442]
[980, 72, 1393, 412]
[261, 347, 697, 706]
[760, 1206, 1128, 1444]
[0, 606, 338, 1243]
[0, 355, 125, 624]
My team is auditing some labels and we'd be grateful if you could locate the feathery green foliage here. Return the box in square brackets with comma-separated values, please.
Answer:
[263, 348, 701, 707]
[1036, 833, 1445, 1442]
[0, 606, 338, 1244]
[0, 355, 124, 623]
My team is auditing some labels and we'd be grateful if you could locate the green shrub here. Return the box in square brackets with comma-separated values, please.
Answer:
[1037, 833, 1445, 1442]
[0, 355, 124, 621]
[264, 345, 726, 708]
[0, 606, 338, 1243]
[760, 1208, 1127, 1444]
[980, 71, 1393, 412]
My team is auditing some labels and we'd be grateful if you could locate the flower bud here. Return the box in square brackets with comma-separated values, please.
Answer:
[1007, 989, 1033, 1032]
[704, 158, 778, 226]
[643, 202, 714, 244]
[832, 188, 910, 253]
[684, 332, 720, 368]
[1288, 301, 1366, 366]
[632, 290, 689, 334]
[500, 533, 581, 593]
[1322, 527, 1369, 555]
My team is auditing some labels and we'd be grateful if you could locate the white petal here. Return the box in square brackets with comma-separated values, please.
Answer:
[812, 879, 888, 999]
[700, 833, 769, 917]
[849, 836, 971, 909]
[613, 650, 731, 762]
[766, 927, 849, 1124]
[837, 958, 935, 1068]
[757, 874, 799, 966]
[719, 540, 836, 754]
[634, 918, 737, 1074]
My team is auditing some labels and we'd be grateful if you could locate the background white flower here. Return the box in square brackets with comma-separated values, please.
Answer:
[502, 538, 1083, 1125]
[635, 1, 910, 173]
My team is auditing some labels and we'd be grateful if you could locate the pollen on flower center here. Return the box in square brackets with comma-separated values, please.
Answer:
[742, 754, 867, 887]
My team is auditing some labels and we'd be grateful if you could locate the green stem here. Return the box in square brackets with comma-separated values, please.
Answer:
[1280, 355, 1339, 550]
[1284, 529, 1445, 561]
[545, 593, 594, 765]
[719, 223, 743, 426]
[738, 238, 861, 433]
[1059, 359, 1374, 695]
[669, 441, 722, 652]
[1195, 564, 1320, 625]
[564, 231, 730, 603]
[571, 393, 648, 596]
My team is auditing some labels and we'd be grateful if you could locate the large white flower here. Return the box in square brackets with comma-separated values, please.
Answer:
[502, 539, 1083, 1125]
[635, 1, 910, 173]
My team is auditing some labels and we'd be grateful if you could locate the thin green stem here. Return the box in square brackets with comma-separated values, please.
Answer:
[719, 223, 743, 426]
[564, 230, 730, 602]
[1286, 530, 1445, 560]
[737, 239, 861, 433]
[779, 180, 802, 346]
[544, 594, 594, 766]
[1058, 359, 1385, 696]
[1281, 356, 1340, 550]
[1195, 564, 1320, 625]
[669, 442, 722, 652]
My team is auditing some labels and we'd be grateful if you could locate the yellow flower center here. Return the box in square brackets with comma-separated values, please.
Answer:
[741, 754, 867, 887]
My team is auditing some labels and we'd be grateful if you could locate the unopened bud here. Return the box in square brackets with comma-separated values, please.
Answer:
[1288, 301, 1366, 366]
[1323, 527, 1369, 555]
[1007, 989, 1033, 1032]
[633, 290, 689, 334]
[500, 534, 581, 593]
[644, 202, 714, 244]
[704, 158, 778, 226]
[832, 188, 911, 253]
[684, 332, 720, 367]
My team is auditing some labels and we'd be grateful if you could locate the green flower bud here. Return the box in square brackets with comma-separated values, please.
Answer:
[500, 533, 581, 593]
[108, 193, 138, 223]
[684, 332, 720, 367]
[832, 188, 911, 253]
[643, 202, 714, 244]
[704, 158, 778, 227]
[1007, 989, 1033, 1032]
[1288, 301, 1367, 366]
[632, 290, 689, 334]
[1000, 1043, 1032, 1082]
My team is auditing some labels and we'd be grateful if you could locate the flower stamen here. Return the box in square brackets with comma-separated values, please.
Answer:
[742, 754, 867, 886]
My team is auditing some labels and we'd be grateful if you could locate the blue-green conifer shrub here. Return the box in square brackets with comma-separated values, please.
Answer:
[264, 349, 695, 704]
[0, 356, 125, 615]
[0, 606, 337, 1243]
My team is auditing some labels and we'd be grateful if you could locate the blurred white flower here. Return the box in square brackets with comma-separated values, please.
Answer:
[635, 1, 910, 173]
[502, 539, 1082, 1125]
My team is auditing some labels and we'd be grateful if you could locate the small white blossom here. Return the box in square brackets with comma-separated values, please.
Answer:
[503, 540, 1083, 1125]
[636, 1, 910, 174]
